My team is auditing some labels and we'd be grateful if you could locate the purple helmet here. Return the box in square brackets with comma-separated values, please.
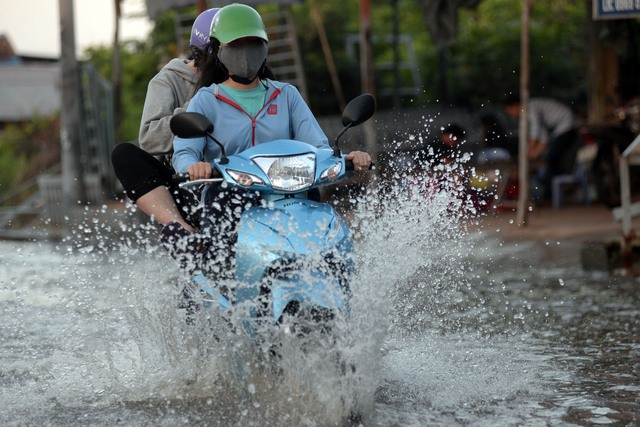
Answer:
[190, 8, 220, 51]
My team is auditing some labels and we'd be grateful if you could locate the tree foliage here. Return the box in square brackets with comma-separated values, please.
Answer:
[452, 0, 588, 108]
[0, 116, 60, 198]
[0, 0, 597, 199]
[81, 0, 590, 137]
[286, 0, 588, 112]
[83, 6, 194, 142]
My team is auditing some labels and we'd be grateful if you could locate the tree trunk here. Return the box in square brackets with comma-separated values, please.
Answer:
[112, 0, 122, 142]
[59, 0, 86, 219]
[516, 0, 533, 226]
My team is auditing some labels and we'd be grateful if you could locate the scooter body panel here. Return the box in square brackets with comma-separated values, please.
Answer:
[234, 198, 353, 322]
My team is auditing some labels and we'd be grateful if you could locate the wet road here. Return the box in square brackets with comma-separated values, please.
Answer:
[0, 196, 639, 426]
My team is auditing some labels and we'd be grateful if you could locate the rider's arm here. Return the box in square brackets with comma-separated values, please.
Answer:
[345, 151, 372, 171]
[173, 134, 207, 174]
[172, 95, 208, 174]
[186, 161, 212, 180]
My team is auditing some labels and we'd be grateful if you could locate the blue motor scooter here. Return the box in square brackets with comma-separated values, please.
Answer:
[170, 94, 376, 339]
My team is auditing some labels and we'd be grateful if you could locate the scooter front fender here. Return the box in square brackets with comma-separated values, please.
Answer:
[234, 198, 353, 302]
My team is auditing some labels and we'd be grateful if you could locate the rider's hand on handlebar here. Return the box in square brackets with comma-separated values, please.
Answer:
[186, 161, 212, 181]
[345, 150, 372, 172]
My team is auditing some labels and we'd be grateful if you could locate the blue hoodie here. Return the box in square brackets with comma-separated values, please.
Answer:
[172, 80, 329, 173]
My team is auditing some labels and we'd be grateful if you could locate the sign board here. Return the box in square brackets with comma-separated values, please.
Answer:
[593, 0, 640, 20]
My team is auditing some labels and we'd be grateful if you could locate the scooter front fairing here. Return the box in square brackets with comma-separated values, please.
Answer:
[234, 197, 353, 323]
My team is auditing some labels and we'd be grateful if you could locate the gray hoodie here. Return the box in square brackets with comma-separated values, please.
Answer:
[138, 58, 199, 155]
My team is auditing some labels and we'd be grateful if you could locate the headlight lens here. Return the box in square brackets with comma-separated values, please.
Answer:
[227, 170, 264, 187]
[253, 154, 316, 191]
[320, 162, 342, 181]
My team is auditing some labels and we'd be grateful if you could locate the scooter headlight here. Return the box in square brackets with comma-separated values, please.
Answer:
[253, 154, 316, 191]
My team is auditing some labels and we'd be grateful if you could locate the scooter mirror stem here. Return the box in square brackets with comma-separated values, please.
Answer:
[207, 131, 229, 164]
[333, 124, 353, 157]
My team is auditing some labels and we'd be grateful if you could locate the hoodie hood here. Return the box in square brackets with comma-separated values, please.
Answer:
[161, 58, 199, 85]
[137, 57, 200, 155]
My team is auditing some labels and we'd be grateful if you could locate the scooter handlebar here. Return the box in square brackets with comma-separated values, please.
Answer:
[172, 169, 222, 183]
[344, 160, 375, 171]
[172, 172, 190, 183]
[172, 161, 372, 185]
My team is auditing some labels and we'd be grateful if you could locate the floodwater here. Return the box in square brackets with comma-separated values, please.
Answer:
[1, 180, 639, 427]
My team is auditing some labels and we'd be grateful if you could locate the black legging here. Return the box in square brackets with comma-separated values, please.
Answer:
[111, 142, 200, 227]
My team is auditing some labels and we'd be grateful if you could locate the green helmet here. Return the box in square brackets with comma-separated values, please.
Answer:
[210, 3, 268, 44]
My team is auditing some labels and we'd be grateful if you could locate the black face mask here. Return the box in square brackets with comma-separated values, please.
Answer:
[217, 39, 268, 84]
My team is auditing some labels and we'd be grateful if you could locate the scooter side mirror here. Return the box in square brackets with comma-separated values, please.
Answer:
[333, 94, 377, 157]
[341, 93, 376, 127]
[170, 112, 214, 138]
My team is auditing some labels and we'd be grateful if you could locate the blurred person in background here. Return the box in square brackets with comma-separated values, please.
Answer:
[504, 94, 580, 200]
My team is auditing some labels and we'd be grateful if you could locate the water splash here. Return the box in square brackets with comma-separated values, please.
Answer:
[2, 143, 568, 426]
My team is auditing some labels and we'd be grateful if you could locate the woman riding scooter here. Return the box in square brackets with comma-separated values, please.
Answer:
[169, 3, 372, 277]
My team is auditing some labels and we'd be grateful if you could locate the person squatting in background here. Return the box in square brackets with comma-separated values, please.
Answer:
[504, 94, 580, 200]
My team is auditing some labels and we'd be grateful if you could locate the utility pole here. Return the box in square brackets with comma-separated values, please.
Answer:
[392, 0, 401, 110]
[359, 0, 378, 162]
[59, 0, 86, 228]
[113, 0, 122, 141]
[516, 0, 533, 226]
